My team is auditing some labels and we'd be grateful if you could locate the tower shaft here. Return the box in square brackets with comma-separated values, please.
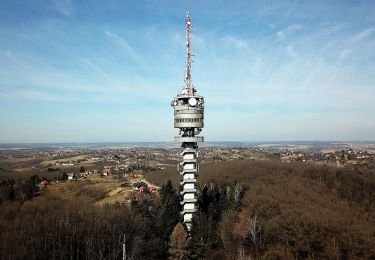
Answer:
[179, 143, 198, 223]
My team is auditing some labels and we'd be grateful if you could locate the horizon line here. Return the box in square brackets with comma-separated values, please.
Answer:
[1, 140, 375, 145]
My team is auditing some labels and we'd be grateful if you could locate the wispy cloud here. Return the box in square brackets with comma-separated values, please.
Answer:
[277, 24, 303, 39]
[221, 35, 249, 49]
[337, 49, 351, 63]
[0, 88, 70, 102]
[81, 58, 119, 85]
[49, 0, 74, 17]
[286, 44, 298, 59]
[106, 31, 145, 66]
[349, 27, 374, 44]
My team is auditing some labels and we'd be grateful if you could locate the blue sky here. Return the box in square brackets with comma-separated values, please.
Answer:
[1, 0, 374, 142]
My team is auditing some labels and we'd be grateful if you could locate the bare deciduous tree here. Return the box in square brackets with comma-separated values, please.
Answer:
[247, 213, 267, 256]
[233, 181, 243, 203]
[168, 223, 191, 260]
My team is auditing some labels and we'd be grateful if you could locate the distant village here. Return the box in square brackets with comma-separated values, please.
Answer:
[1, 143, 375, 182]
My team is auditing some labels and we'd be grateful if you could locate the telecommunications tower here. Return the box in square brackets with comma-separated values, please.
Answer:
[171, 12, 204, 227]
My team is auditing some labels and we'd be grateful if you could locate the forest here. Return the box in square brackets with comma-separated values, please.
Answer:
[1, 159, 375, 259]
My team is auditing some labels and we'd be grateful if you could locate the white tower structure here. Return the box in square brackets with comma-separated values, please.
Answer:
[171, 12, 204, 227]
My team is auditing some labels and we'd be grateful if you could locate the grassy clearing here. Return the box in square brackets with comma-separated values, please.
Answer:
[46, 175, 119, 202]
[0, 158, 36, 163]
[45, 175, 159, 206]
[42, 155, 91, 165]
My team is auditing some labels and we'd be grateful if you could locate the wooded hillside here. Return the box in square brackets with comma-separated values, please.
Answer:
[146, 160, 375, 259]
[1, 160, 374, 259]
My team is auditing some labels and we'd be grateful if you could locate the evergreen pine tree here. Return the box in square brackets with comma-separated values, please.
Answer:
[155, 180, 181, 240]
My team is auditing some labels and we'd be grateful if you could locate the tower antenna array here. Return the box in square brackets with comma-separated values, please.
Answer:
[184, 12, 193, 94]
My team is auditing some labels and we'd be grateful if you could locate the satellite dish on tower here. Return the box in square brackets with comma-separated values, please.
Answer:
[188, 97, 197, 106]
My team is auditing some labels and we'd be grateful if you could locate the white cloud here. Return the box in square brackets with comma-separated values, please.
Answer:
[286, 44, 298, 59]
[349, 27, 374, 44]
[50, 0, 74, 17]
[337, 49, 351, 62]
[277, 24, 303, 39]
[81, 58, 119, 84]
[106, 31, 145, 67]
[0, 89, 69, 102]
[221, 35, 249, 49]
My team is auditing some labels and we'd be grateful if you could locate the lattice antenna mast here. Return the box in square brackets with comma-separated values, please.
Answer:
[184, 12, 193, 95]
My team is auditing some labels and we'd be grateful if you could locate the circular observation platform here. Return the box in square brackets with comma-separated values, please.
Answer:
[171, 95, 204, 129]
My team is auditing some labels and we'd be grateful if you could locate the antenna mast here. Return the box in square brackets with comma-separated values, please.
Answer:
[184, 12, 193, 95]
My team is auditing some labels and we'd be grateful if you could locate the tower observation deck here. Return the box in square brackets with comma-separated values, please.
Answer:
[171, 12, 204, 228]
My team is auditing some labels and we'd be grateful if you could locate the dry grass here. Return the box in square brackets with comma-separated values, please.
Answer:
[42, 155, 91, 165]
[45, 175, 159, 206]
